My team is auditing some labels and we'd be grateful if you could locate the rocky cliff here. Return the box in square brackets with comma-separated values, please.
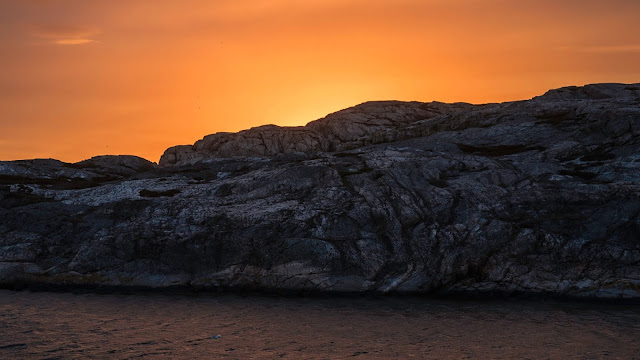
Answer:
[2, 83, 640, 298]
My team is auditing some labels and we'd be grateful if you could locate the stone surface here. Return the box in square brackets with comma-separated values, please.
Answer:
[1, 83, 640, 298]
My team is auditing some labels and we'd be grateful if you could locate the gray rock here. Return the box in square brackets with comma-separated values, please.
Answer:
[1, 83, 639, 298]
[73, 155, 157, 176]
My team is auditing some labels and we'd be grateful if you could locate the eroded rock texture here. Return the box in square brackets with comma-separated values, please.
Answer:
[2, 83, 640, 297]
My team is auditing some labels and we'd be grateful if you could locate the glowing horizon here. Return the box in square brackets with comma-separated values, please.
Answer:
[1, 0, 639, 163]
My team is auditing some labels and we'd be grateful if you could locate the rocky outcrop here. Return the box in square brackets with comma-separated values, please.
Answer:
[0, 156, 157, 181]
[2, 83, 640, 298]
[158, 101, 475, 166]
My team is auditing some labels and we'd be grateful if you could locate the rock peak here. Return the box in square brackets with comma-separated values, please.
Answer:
[533, 83, 640, 101]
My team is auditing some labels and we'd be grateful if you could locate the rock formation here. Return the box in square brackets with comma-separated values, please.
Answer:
[1, 83, 640, 298]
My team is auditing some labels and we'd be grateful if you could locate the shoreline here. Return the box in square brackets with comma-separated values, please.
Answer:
[3, 281, 640, 306]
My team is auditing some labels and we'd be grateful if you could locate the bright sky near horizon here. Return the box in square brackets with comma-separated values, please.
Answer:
[1, 0, 639, 163]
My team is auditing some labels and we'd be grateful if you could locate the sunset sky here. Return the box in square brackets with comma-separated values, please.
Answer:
[1, 0, 639, 163]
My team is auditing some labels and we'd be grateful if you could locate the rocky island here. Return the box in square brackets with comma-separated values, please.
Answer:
[1, 83, 639, 298]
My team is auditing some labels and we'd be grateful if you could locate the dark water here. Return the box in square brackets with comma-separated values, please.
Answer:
[1, 290, 639, 359]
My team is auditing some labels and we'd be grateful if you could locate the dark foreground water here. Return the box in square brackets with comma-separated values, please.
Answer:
[1, 290, 639, 359]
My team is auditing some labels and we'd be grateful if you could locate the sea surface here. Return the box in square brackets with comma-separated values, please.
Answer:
[1, 290, 639, 359]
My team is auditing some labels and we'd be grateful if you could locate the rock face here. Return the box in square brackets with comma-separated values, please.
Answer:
[2, 83, 640, 298]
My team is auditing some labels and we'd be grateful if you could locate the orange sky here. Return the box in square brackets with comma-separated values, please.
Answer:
[1, 0, 639, 163]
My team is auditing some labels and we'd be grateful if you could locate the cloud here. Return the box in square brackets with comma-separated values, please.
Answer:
[581, 45, 640, 53]
[28, 23, 99, 45]
[560, 44, 640, 54]
[54, 38, 95, 45]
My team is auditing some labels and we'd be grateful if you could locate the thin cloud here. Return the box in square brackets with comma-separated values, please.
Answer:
[54, 38, 95, 45]
[582, 45, 640, 53]
[560, 44, 640, 54]
[28, 23, 100, 45]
